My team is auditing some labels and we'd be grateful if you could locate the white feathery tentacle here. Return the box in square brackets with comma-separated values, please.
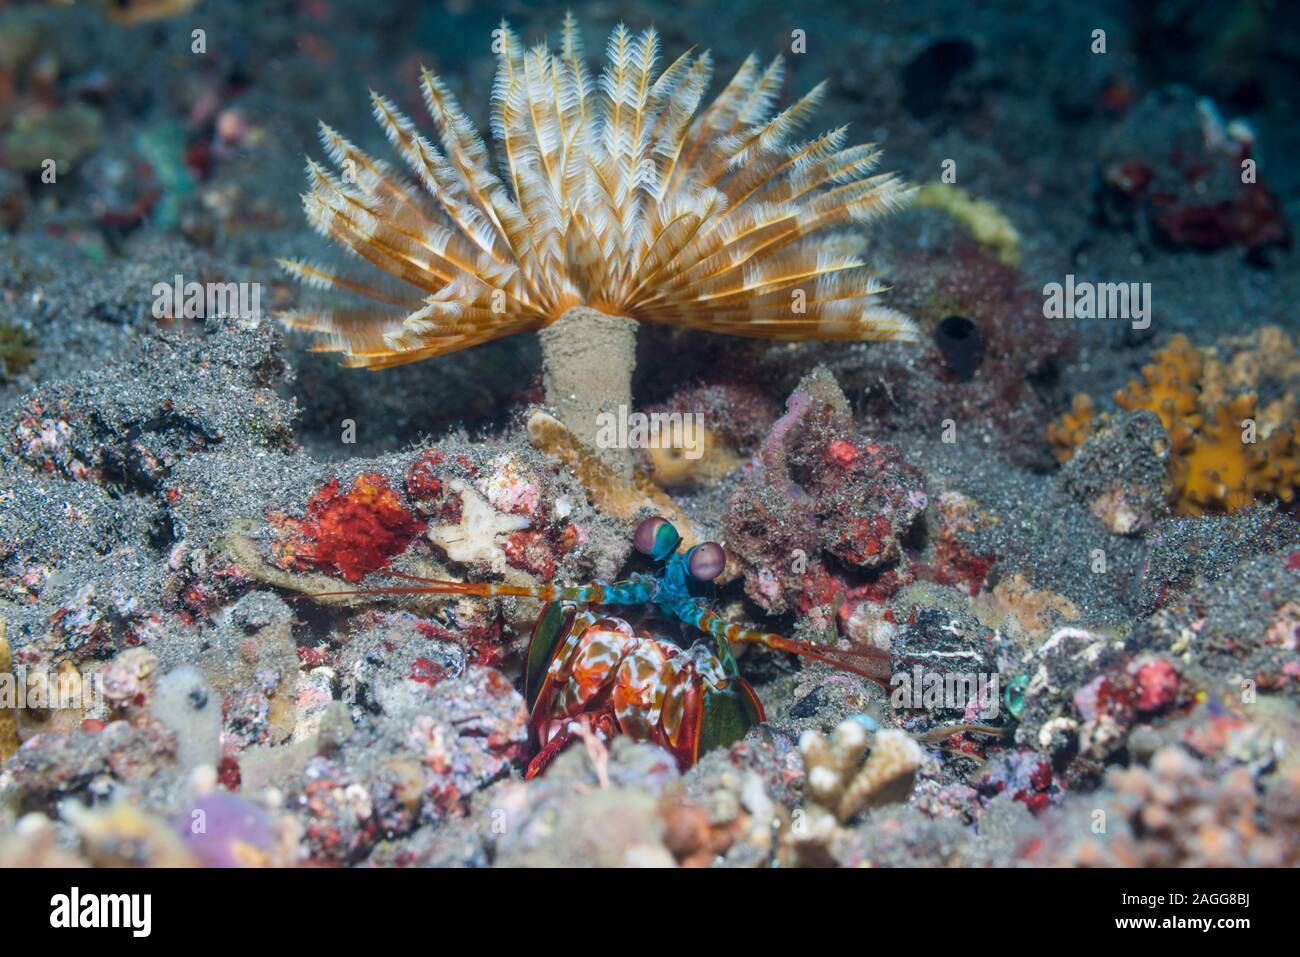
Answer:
[281, 17, 917, 365]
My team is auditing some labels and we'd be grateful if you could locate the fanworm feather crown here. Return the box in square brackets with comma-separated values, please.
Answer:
[279, 14, 918, 368]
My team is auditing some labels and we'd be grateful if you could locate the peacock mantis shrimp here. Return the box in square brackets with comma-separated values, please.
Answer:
[318, 516, 894, 778]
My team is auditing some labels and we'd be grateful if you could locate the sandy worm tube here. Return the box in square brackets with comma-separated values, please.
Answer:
[538, 305, 639, 478]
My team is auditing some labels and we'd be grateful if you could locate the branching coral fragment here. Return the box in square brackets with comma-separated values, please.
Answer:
[524, 409, 724, 572]
[801, 720, 922, 822]
[781, 719, 923, 866]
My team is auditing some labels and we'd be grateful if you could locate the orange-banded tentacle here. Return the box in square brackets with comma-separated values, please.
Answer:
[306, 570, 648, 606]
[306, 576, 578, 603]
[694, 607, 892, 685]
[754, 632, 893, 685]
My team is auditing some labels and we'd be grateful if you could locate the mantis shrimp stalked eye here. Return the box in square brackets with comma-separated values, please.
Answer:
[312, 517, 894, 776]
[633, 515, 681, 560]
[685, 542, 727, 582]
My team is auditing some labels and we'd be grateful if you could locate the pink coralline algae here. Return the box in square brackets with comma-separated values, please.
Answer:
[403, 447, 577, 582]
[725, 369, 927, 615]
[414, 618, 505, 670]
[404, 449, 477, 522]
[291, 666, 527, 865]
[978, 748, 1062, 816]
[501, 528, 558, 581]
[1134, 658, 1180, 712]
[43, 582, 154, 661]
[296, 756, 424, 864]
[1001, 623, 1209, 796]
[1101, 146, 1290, 260]
[408, 667, 529, 811]
[161, 543, 240, 625]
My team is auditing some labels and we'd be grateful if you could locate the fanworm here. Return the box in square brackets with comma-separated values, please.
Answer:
[278, 13, 918, 367]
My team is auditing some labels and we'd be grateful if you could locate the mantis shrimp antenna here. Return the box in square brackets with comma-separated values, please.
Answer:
[690, 607, 894, 685]
[308, 574, 895, 686]
[307, 571, 638, 607]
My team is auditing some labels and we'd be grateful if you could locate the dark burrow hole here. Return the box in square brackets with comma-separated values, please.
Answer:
[902, 38, 977, 120]
[933, 315, 985, 381]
